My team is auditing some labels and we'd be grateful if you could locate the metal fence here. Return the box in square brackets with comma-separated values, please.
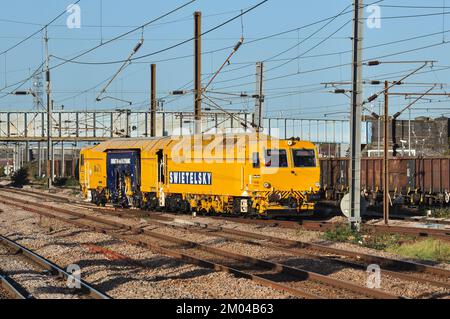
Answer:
[0, 110, 364, 144]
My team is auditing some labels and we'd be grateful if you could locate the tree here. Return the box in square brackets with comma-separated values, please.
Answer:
[11, 167, 30, 187]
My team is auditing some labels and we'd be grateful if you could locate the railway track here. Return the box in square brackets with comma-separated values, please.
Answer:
[3, 188, 450, 297]
[21, 190, 450, 292]
[0, 190, 406, 299]
[5, 187, 449, 242]
[0, 272, 27, 299]
[92, 206, 450, 242]
[79, 207, 450, 290]
[133, 215, 450, 289]
[0, 234, 110, 299]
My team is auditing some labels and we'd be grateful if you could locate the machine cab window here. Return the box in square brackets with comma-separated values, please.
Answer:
[264, 149, 288, 167]
[292, 149, 316, 167]
[252, 152, 260, 168]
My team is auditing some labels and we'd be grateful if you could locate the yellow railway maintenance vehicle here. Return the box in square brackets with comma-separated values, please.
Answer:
[79, 133, 321, 216]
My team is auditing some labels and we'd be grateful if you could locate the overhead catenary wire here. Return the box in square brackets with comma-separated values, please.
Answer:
[368, 11, 450, 20]
[131, 26, 450, 69]
[210, 25, 450, 88]
[157, 0, 383, 65]
[1, 0, 436, 99]
[50, 0, 269, 66]
[161, 2, 356, 97]
[211, 39, 450, 91]
[6, 25, 450, 103]
[49, 0, 196, 67]
[101, 26, 450, 106]
[0, 0, 197, 98]
[212, 18, 352, 86]
[1, 1, 268, 106]
[96, 34, 144, 102]
[4, 0, 450, 122]
[0, 8, 249, 29]
[379, 4, 450, 9]
[51, 0, 388, 68]
[0, 0, 82, 56]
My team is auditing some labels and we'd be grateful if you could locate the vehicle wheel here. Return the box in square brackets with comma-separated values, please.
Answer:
[180, 200, 190, 213]
[444, 192, 450, 204]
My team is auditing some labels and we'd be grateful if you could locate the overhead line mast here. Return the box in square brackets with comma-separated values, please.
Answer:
[349, 0, 364, 230]
[194, 11, 202, 134]
[253, 62, 264, 130]
[44, 28, 53, 189]
[150, 64, 157, 137]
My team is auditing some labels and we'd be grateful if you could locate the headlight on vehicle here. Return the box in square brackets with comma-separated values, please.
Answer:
[287, 140, 295, 146]
[263, 182, 271, 189]
[315, 182, 320, 188]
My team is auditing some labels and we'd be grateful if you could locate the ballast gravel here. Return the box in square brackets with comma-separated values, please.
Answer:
[1, 188, 449, 299]
[0, 201, 291, 299]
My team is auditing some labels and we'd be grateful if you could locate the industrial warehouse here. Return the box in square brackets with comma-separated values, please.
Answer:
[0, 0, 449, 313]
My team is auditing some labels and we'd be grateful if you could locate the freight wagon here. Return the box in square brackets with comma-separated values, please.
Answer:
[79, 133, 322, 216]
[320, 157, 450, 207]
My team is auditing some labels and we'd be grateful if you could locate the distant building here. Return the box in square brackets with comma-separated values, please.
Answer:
[317, 143, 343, 158]
[367, 116, 449, 157]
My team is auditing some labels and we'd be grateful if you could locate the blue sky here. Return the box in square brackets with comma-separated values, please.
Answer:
[0, 0, 449, 120]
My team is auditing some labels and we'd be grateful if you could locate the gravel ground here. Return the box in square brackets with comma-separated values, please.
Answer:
[1, 189, 449, 298]
[0, 240, 87, 299]
[0, 286, 11, 299]
[144, 223, 450, 299]
[148, 213, 450, 270]
[366, 217, 450, 230]
[0, 201, 292, 299]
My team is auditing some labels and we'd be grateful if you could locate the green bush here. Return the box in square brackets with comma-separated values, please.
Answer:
[64, 177, 80, 187]
[362, 233, 405, 250]
[53, 177, 67, 187]
[0, 165, 6, 177]
[323, 225, 414, 251]
[53, 177, 80, 188]
[11, 167, 30, 187]
[323, 225, 362, 244]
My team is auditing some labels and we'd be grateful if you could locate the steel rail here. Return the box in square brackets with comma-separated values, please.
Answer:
[208, 216, 450, 242]
[0, 193, 399, 299]
[0, 234, 111, 299]
[300, 220, 450, 241]
[0, 196, 383, 298]
[111, 232, 322, 299]
[129, 215, 450, 290]
[210, 222, 450, 277]
[3, 187, 83, 204]
[5, 187, 449, 241]
[3, 188, 449, 280]
[0, 273, 28, 299]
[0, 196, 320, 299]
[134, 227, 398, 299]
[80, 207, 450, 281]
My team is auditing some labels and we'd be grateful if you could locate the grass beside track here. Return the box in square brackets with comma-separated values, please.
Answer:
[323, 225, 450, 263]
[431, 208, 450, 219]
[387, 238, 450, 263]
